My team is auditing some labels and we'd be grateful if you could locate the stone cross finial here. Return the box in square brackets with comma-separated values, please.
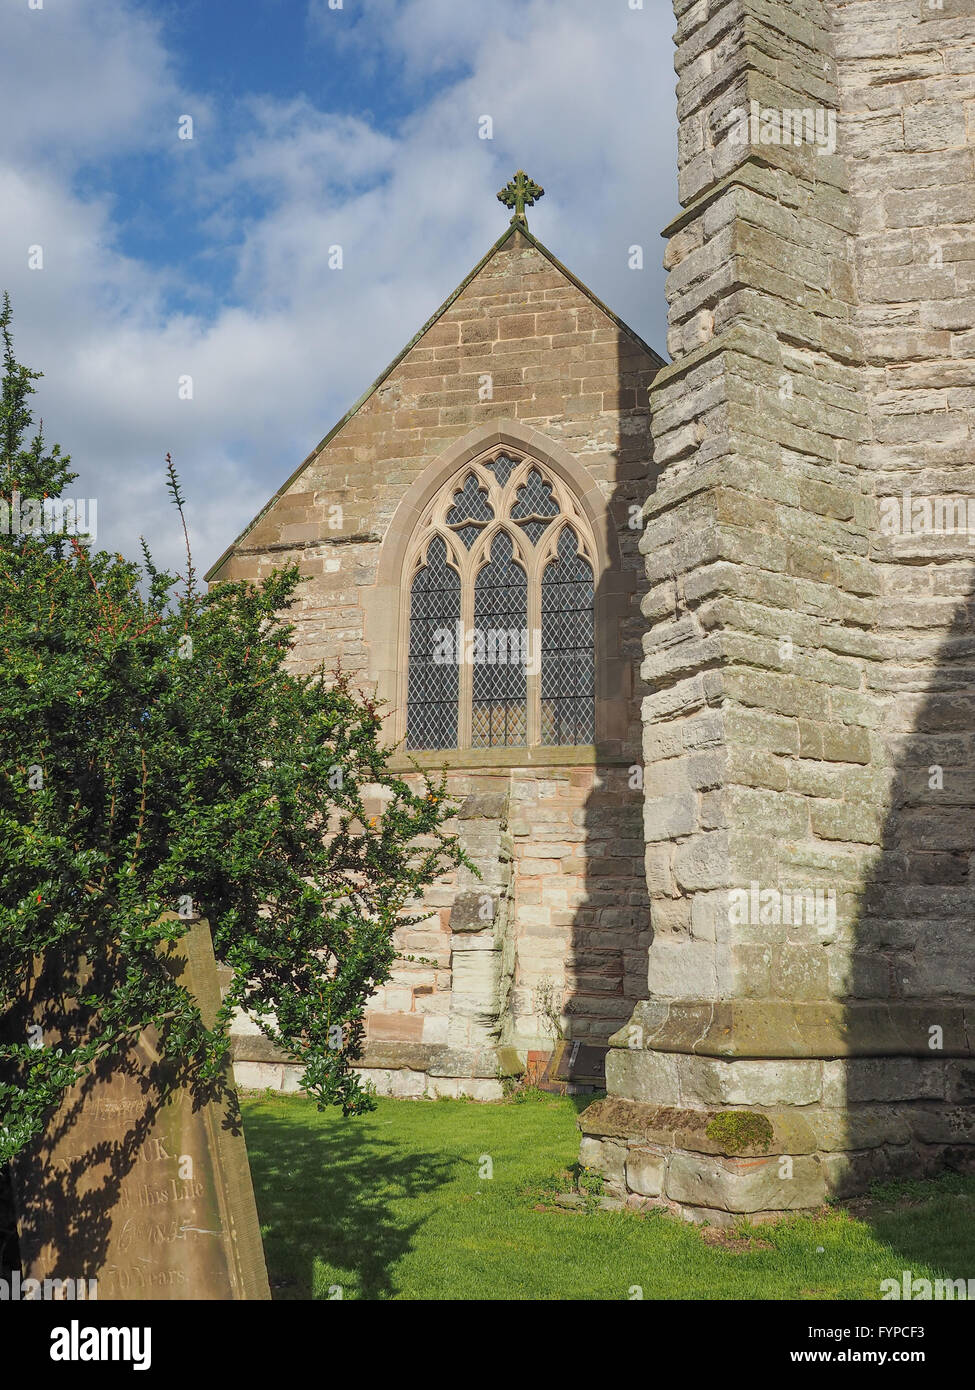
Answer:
[497, 170, 545, 227]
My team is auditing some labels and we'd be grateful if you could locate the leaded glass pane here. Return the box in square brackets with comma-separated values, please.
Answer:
[453, 523, 482, 549]
[446, 474, 493, 548]
[510, 466, 558, 546]
[406, 535, 460, 750]
[472, 530, 527, 748]
[541, 527, 595, 746]
[518, 519, 549, 546]
[486, 454, 518, 487]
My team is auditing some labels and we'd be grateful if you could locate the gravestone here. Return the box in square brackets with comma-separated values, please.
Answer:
[13, 919, 270, 1299]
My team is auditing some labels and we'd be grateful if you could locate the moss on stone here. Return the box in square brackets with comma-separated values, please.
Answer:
[705, 1111, 774, 1154]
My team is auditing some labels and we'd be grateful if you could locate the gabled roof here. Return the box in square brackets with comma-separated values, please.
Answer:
[205, 220, 666, 580]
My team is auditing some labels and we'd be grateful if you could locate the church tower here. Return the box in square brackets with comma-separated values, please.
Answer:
[578, 0, 975, 1223]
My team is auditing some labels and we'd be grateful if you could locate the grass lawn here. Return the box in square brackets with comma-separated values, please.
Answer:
[241, 1090, 975, 1301]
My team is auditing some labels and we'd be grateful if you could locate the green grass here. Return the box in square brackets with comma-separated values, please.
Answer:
[240, 1091, 975, 1301]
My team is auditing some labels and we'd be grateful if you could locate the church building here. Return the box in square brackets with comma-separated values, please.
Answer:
[206, 0, 975, 1226]
[207, 173, 664, 1098]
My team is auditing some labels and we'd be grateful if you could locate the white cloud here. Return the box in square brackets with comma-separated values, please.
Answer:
[0, 0, 677, 577]
[1, 0, 193, 164]
[224, 99, 397, 202]
[311, 0, 530, 79]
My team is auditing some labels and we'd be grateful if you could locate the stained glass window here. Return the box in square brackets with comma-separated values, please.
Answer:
[472, 531, 528, 747]
[406, 535, 461, 750]
[541, 528, 595, 746]
[510, 467, 559, 546]
[446, 474, 493, 549]
[485, 454, 518, 487]
[404, 454, 596, 752]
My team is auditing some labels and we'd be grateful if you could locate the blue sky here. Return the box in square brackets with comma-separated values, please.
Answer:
[1, 0, 678, 572]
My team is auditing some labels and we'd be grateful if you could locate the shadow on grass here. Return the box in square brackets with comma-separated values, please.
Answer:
[514, 1088, 603, 1115]
[566, 1091, 604, 1114]
[855, 1175, 975, 1286]
[242, 1104, 461, 1300]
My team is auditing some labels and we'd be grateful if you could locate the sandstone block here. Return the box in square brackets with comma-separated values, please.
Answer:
[625, 1148, 666, 1197]
[665, 1151, 827, 1213]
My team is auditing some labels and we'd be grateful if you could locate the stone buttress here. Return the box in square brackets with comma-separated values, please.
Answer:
[579, 0, 975, 1222]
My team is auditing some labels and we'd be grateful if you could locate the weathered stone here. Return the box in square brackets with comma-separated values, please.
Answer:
[679, 1057, 824, 1108]
[579, 0, 975, 1217]
[625, 1149, 666, 1197]
[449, 892, 497, 932]
[665, 1152, 827, 1214]
[606, 1048, 682, 1107]
[578, 1137, 626, 1188]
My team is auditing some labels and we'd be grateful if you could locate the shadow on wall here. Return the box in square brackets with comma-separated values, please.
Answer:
[0, 1160, 19, 1278]
[845, 565, 975, 1191]
[552, 330, 663, 1060]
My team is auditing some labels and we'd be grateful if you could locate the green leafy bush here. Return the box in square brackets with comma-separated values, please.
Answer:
[0, 295, 470, 1162]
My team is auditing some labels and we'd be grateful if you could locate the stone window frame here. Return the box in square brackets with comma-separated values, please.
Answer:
[366, 422, 633, 764]
[402, 449, 597, 750]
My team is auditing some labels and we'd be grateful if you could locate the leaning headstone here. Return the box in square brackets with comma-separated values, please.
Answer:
[12, 919, 270, 1299]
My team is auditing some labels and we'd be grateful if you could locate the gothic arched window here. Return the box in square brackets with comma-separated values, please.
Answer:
[403, 450, 597, 751]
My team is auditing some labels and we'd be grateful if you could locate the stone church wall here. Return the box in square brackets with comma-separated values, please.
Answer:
[211, 225, 660, 1095]
[230, 761, 650, 1099]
